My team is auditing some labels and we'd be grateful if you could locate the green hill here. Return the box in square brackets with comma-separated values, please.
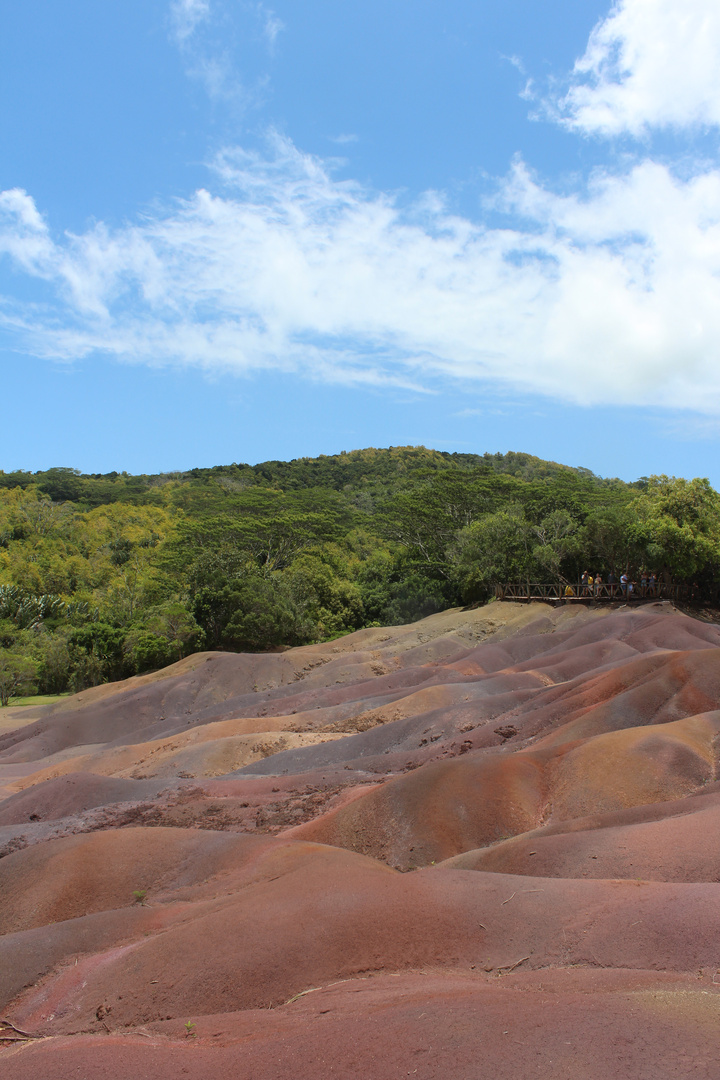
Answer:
[0, 447, 717, 701]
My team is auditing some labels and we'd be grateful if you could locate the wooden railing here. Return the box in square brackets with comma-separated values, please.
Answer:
[494, 582, 709, 604]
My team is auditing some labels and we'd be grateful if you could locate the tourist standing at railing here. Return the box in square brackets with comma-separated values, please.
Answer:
[607, 571, 617, 597]
[594, 573, 603, 595]
[648, 572, 657, 597]
[581, 570, 589, 595]
[640, 572, 648, 595]
[620, 572, 629, 597]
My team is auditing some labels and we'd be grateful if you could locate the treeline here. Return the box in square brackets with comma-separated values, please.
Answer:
[0, 447, 718, 701]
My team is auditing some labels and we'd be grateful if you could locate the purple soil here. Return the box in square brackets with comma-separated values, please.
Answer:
[285, 711, 720, 866]
[3, 834, 720, 1035]
[1, 606, 717, 768]
[0, 773, 182, 826]
[2, 602, 720, 1078]
[441, 792, 720, 881]
[6, 972, 720, 1080]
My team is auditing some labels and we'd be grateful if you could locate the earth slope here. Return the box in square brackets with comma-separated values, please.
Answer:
[1, 600, 719, 1079]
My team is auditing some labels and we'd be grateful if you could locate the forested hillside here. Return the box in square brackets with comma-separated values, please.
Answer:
[1, 446, 718, 700]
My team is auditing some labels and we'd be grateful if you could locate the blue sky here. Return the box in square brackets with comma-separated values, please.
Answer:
[1, 0, 719, 483]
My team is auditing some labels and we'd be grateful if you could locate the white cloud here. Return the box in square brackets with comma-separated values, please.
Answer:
[2, 136, 720, 412]
[260, 6, 284, 49]
[0, 189, 55, 272]
[168, 1, 275, 107]
[170, 0, 211, 44]
[560, 0, 720, 135]
[188, 54, 257, 106]
[663, 415, 720, 441]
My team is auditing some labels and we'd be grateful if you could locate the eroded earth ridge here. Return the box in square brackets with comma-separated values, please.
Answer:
[1, 601, 720, 1078]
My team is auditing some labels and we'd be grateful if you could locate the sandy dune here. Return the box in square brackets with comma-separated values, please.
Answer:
[2, 600, 720, 1078]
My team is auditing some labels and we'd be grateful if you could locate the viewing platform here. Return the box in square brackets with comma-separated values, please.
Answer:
[493, 582, 711, 605]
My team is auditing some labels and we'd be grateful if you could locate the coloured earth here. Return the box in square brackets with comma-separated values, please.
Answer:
[1, 600, 719, 1078]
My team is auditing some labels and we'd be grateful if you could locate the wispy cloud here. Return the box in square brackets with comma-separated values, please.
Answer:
[662, 415, 720, 442]
[168, 0, 277, 106]
[169, 0, 211, 45]
[260, 5, 284, 50]
[3, 133, 720, 411]
[3, 1, 720, 415]
[187, 53, 260, 107]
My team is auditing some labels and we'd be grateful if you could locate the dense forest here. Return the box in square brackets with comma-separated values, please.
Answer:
[1, 446, 719, 702]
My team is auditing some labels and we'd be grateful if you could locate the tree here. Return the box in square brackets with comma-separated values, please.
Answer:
[376, 471, 524, 574]
[581, 505, 641, 577]
[531, 510, 582, 582]
[69, 623, 130, 683]
[0, 450, 716, 681]
[284, 554, 365, 638]
[222, 571, 312, 651]
[125, 602, 203, 670]
[0, 649, 37, 706]
[34, 632, 72, 694]
[632, 476, 720, 580]
[452, 507, 534, 599]
[125, 631, 175, 673]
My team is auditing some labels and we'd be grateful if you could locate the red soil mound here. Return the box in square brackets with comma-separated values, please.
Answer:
[2, 603, 720, 1078]
[4, 829, 720, 1032]
[2, 604, 717, 771]
[442, 790, 720, 881]
[0, 827, 277, 935]
[0, 773, 180, 826]
[287, 712, 720, 866]
[527, 648, 720, 747]
[287, 755, 548, 865]
[6, 972, 720, 1080]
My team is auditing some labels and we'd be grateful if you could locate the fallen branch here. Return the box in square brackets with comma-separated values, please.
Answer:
[498, 956, 531, 974]
[285, 987, 321, 1005]
[0, 1019, 33, 1038]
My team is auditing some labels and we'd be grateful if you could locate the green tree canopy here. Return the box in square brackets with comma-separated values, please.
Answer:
[0, 449, 717, 688]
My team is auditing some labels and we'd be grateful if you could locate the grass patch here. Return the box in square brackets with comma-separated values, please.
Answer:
[7, 692, 72, 707]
